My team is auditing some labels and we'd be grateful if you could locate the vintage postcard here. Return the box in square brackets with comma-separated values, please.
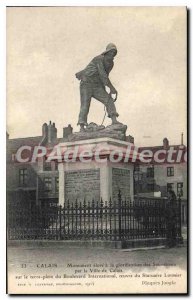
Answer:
[6, 6, 187, 294]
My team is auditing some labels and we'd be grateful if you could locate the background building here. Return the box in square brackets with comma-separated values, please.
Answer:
[134, 137, 187, 224]
[7, 121, 61, 209]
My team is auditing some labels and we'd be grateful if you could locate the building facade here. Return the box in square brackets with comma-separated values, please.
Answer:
[134, 138, 187, 224]
[7, 122, 61, 209]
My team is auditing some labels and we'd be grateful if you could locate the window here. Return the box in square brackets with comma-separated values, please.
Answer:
[44, 177, 52, 192]
[147, 167, 154, 178]
[49, 202, 58, 208]
[167, 167, 174, 177]
[55, 177, 59, 192]
[55, 161, 58, 171]
[167, 183, 174, 192]
[19, 169, 27, 185]
[147, 183, 154, 192]
[44, 161, 52, 171]
[177, 182, 183, 197]
[134, 164, 140, 172]
[134, 165, 142, 182]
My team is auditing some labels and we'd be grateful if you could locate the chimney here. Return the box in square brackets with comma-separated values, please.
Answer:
[163, 138, 169, 149]
[53, 122, 57, 138]
[63, 124, 73, 138]
[42, 123, 48, 138]
[39, 123, 48, 145]
[48, 121, 57, 143]
[181, 132, 184, 145]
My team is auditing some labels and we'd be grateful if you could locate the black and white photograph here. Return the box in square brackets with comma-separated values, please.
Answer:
[6, 6, 187, 294]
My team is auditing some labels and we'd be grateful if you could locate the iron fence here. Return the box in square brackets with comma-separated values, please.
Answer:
[7, 192, 182, 241]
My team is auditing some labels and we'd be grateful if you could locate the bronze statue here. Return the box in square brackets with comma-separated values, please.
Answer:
[76, 43, 121, 132]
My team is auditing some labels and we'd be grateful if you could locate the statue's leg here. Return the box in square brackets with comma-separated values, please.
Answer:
[77, 82, 92, 131]
[93, 87, 120, 124]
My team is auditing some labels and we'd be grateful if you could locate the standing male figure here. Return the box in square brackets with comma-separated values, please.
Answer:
[165, 189, 177, 248]
[76, 43, 121, 132]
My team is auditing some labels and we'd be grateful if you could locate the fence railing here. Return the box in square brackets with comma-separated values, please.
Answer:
[7, 192, 182, 241]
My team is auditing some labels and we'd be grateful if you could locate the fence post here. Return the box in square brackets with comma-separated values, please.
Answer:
[59, 205, 62, 240]
[118, 190, 122, 241]
[178, 196, 182, 238]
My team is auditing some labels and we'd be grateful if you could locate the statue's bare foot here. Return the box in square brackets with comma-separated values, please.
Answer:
[111, 115, 122, 125]
[80, 124, 86, 132]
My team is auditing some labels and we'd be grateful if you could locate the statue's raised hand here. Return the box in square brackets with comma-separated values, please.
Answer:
[111, 90, 118, 102]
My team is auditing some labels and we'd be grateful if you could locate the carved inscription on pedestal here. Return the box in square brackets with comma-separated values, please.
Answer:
[65, 169, 100, 203]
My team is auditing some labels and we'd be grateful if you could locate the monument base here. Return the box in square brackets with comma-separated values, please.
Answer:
[57, 137, 135, 206]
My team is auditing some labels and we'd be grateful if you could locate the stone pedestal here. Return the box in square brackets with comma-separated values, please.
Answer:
[57, 137, 135, 206]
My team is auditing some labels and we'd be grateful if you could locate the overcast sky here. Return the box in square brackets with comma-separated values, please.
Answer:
[6, 6, 187, 146]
